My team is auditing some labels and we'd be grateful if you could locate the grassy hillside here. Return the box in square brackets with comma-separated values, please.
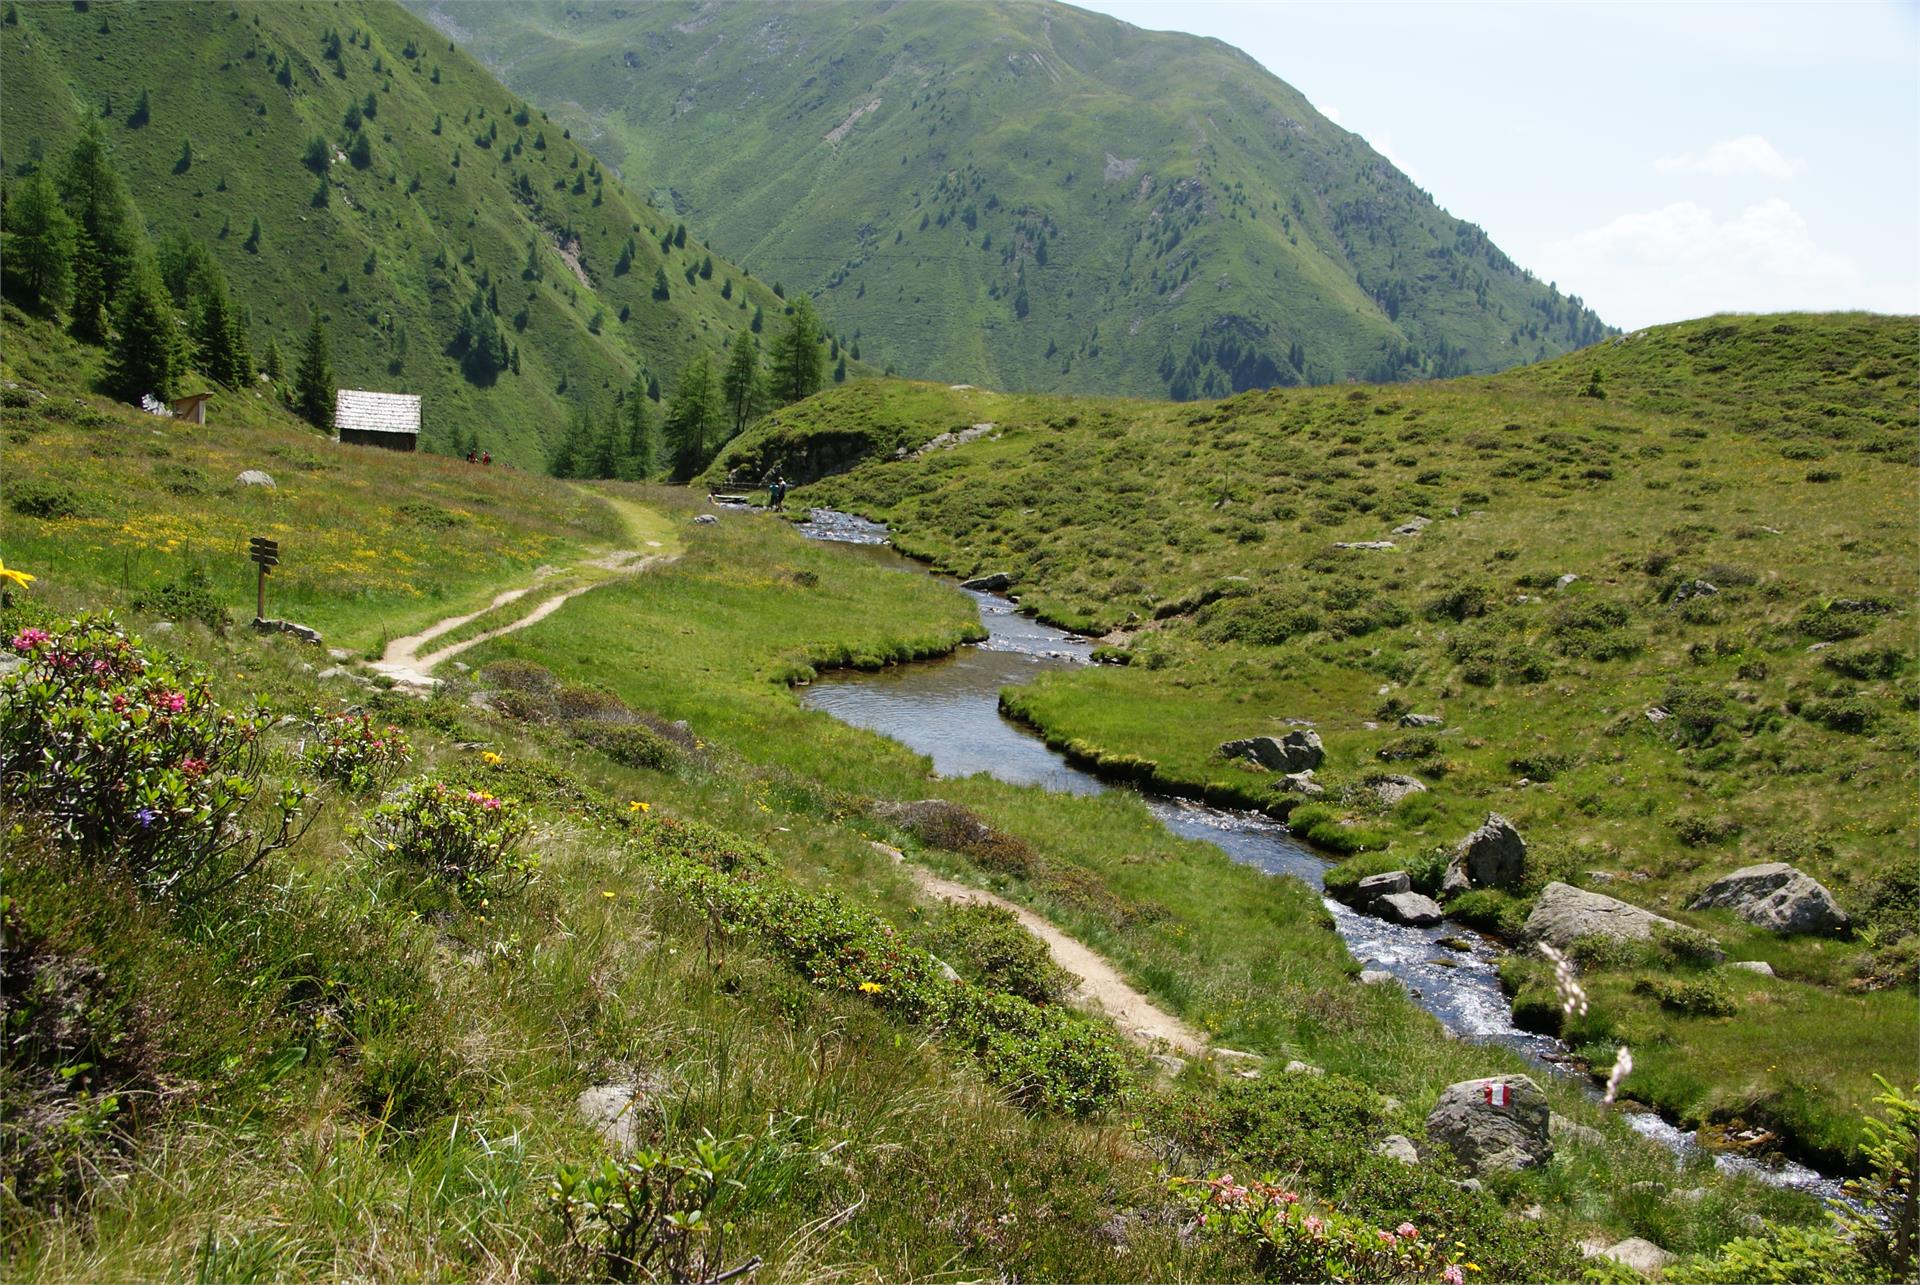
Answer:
[406, 0, 1611, 399]
[0, 0, 825, 467]
[732, 312, 1920, 1165]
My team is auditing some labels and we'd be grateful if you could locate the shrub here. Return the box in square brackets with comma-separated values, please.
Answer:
[1196, 591, 1322, 646]
[129, 563, 230, 632]
[1797, 697, 1875, 734]
[1796, 604, 1875, 642]
[1425, 582, 1494, 621]
[874, 798, 1036, 878]
[1669, 812, 1741, 847]
[1661, 682, 1740, 747]
[1839, 1077, 1919, 1279]
[1171, 1173, 1463, 1284]
[0, 615, 309, 900]
[1824, 644, 1907, 681]
[923, 901, 1072, 1005]
[300, 708, 412, 793]
[1547, 598, 1640, 659]
[1507, 751, 1573, 781]
[8, 479, 82, 519]
[394, 500, 468, 528]
[550, 1136, 759, 1285]
[1664, 1225, 1860, 1283]
[568, 721, 680, 771]
[1375, 733, 1438, 762]
[1633, 975, 1736, 1017]
[360, 778, 536, 900]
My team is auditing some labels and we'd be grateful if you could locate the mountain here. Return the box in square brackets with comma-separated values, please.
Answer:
[0, 0, 822, 467]
[405, 0, 1610, 399]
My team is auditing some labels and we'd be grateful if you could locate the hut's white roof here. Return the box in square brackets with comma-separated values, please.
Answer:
[334, 388, 421, 436]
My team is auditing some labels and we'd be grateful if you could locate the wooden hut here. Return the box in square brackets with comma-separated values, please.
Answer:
[334, 389, 421, 451]
[170, 390, 214, 424]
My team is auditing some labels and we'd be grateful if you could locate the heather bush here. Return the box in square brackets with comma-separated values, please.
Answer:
[359, 778, 536, 900]
[301, 708, 412, 793]
[0, 615, 309, 900]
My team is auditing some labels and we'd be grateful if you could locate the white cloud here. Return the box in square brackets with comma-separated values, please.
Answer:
[1654, 134, 1802, 179]
[1541, 198, 1863, 328]
[1317, 102, 1342, 125]
[1368, 130, 1423, 189]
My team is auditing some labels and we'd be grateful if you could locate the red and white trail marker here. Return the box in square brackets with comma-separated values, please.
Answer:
[1483, 1081, 1512, 1108]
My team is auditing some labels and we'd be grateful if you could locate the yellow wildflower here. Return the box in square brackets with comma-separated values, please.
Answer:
[0, 556, 35, 592]
[628, 800, 650, 813]
[480, 750, 503, 765]
[602, 890, 617, 899]
[858, 981, 884, 994]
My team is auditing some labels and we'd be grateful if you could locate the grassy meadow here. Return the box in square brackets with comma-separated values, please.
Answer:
[725, 312, 1920, 1168]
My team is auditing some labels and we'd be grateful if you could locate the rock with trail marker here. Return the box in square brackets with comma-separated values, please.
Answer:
[1426, 1075, 1552, 1175]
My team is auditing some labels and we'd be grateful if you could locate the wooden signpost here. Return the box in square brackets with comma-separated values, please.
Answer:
[248, 536, 279, 622]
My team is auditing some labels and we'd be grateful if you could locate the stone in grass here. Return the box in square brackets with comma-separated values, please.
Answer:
[1425, 1074, 1552, 1175]
[1728, 959, 1775, 976]
[1220, 729, 1323, 773]
[1375, 891, 1444, 927]
[576, 1073, 669, 1155]
[1550, 1115, 1606, 1148]
[1369, 774, 1428, 806]
[235, 469, 276, 488]
[1357, 969, 1396, 986]
[960, 571, 1012, 592]
[1281, 770, 1325, 798]
[1399, 713, 1445, 728]
[1440, 812, 1526, 896]
[1688, 863, 1850, 936]
[1524, 882, 1724, 960]
[1375, 1134, 1420, 1164]
[1601, 1238, 1676, 1275]
[693, 513, 719, 525]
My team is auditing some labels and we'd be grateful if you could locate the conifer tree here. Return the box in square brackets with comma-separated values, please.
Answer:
[69, 232, 110, 342]
[767, 296, 824, 406]
[720, 330, 763, 438]
[0, 170, 76, 313]
[621, 370, 659, 480]
[263, 336, 285, 383]
[294, 314, 335, 430]
[651, 265, 670, 301]
[664, 352, 719, 481]
[60, 120, 140, 305]
[104, 258, 182, 402]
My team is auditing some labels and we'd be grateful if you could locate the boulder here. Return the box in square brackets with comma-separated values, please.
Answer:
[1375, 892, 1445, 927]
[575, 1076, 665, 1154]
[1281, 770, 1325, 798]
[1555, 573, 1580, 590]
[1523, 882, 1724, 960]
[1688, 863, 1850, 935]
[1728, 959, 1776, 976]
[1602, 1238, 1676, 1275]
[1333, 540, 1397, 551]
[693, 513, 719, 525]
[961, 571, 1012, 592]
[1669, 580, 1718, 604]
[1391, 516, 1432, 536]
[1283, 1060, 1325, 1076]
[0, 653, 24, 679]
[1370, 774, 1428, 806]
[1441, 813, 1526, 895]
[1358, 969, 1396, 986]
[1375, 1134, 1420, 1165]
[1356, 871, 1412, 903]
[252, 617, 324, 646]
[1425, 1075, 1552, 1175]
[235, 469, 275, 488]
[1220, 729, 1323, 773]
[1399, 713, 1445, 728]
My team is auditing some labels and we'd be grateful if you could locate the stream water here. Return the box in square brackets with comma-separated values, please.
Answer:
[791, 507, 1848, 1203]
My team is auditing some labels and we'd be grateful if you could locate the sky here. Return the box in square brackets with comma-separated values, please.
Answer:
[1076, 0, 1920, 330]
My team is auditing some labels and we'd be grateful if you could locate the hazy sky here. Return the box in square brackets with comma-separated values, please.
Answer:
[1076, 0, 1920, 330]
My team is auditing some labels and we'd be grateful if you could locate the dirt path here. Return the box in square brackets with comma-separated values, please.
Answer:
[872, 842, 1214, 1059]
[370, 493, 678, 688]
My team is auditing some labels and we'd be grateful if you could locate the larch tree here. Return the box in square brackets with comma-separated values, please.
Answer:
[293, 314, 335, 430]
[0, 171, 76, 313]
[767, 296, 824, 406]
[664, 351, 719, 481]
[720, 330, 764, 438]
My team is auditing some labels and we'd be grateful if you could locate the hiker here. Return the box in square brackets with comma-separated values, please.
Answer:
[768, 474, 788, 511]
[481, 450, 492, 466]
[466, 449, 476, 464]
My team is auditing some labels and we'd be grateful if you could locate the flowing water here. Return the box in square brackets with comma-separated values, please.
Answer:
[792, 507, 1849, 1203]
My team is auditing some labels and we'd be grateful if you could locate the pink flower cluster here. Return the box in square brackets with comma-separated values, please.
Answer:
[465, 790, 503, 811]
[9, 628, 50, 651]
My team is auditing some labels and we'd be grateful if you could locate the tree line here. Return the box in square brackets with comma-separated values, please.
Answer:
[0, 118, 336, 427]
[547, 295, 829, 483]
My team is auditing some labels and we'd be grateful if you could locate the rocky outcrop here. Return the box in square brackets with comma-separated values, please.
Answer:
[1688, 863, 1850, 935]
[1376, 891, 1445, 926]
[1220, 729, 1323, 773]
[1599, 1238, 1676, 1275]
[1281, 770, 1324, 798]
[1398, 713, 1445, 728]
[1441, 813, 1526, 896]
[960, 571, 1013, 592]
[1426, 1075, 1552, 1175]
[1523, 882, 1724, 960]
[1369, 774, 1427, 806]
[235, 469, 276, 488]
[252, 617, 324, 646]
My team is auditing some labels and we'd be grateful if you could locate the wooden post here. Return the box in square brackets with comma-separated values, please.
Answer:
[247, 536, 279, 622]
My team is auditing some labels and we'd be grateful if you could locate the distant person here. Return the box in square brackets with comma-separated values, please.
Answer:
[769, 474, 789, 511]
[466, 449, 477, 464]
[481, 450, 492, 466]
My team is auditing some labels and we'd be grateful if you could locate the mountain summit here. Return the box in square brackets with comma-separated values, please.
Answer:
[410, 0, 1609, 397]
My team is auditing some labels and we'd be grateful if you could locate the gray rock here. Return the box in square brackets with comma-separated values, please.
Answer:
[1456, 1178, 1484, 1194]
[1688, 863, 1850, 935]
[1728, 959, 1776, 976]
[1283, 1060, 1324, 1076]
[1426, 1075, 1552, 1175]
[961, 571, 1012, 592]
[1670, 580, 1718, 604]
[0, 654, 24, 680]
[1370, 774, 1428, 806]
[1281, 770, 1325, 798]
[1358, 969, 1397, 986]
[235, 469, 275, 488]
[1524, 882, 1724, 960]
[1399, 713, 1445, 728]
[693, 513, 719, 525]
[1603, 1238, 1676, 1275]
[1391, 516, 1433, 536]
[1555, 573, 1580, 590]
[1149, 1053, 1188, 1077]
[1333, 540, 1397, 551]
[1550, 1116, 1606, 1148]
[1356, 870, 1413, 902]
[1375, 1134, 1420, 1165]
[149, 620, 175, 633]
[1376, 892, 1445, 927]
[252, 617, 324, 646]
[575, 1077, 665, 1155]
[1441, 813, 1527, 896]
[1220, 729, 1323, 774]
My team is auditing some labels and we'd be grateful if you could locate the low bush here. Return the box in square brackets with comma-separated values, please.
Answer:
[301, 708, 413, 793]
[1823, 643, 1908, 681]
[7, 478, 82, 519]
[1547, 598, 1640, 659]
[1632, 975, 1736, 1017]
[0, 615, 309, 900]
[1285, 803, 1390, 855]
[1374, 733, 1438, 762]
[1507, 751, 1573, 781]
[550, 1135, 759, 1285]
[874, 798, 1037, 878]
[359, 778, 536, 901]
[567, 721, 680, 771]
[1669, 812, 1741, 847]
[129, 564, 230, 633]
[922, 901, 1073, 1006]
[1171, 1173, 1463, 1284]
[1796, 696, 1875, 734]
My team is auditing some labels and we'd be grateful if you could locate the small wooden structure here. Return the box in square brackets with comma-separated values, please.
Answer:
[334, 388, 421, 451]
[170, 390, 214, 424]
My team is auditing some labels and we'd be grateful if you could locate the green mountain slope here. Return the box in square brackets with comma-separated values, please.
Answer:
[407, 0, 1610, 399]
[0, 0, 809, 467]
